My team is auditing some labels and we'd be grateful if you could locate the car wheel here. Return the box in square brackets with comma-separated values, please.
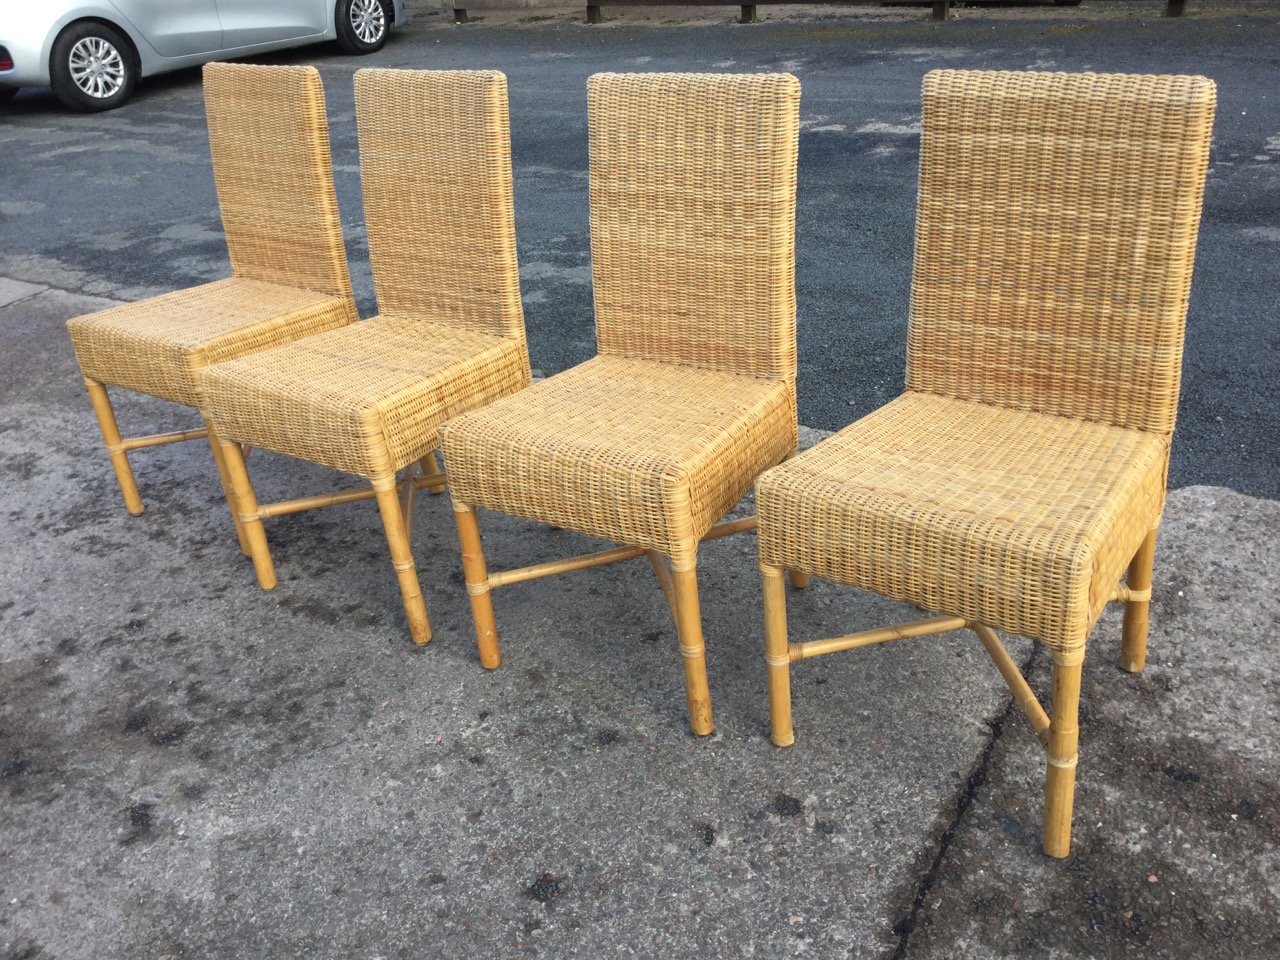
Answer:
[335, 0, 391, 55]
[50, 21, 137, 112]
[0, 83, 19, 105]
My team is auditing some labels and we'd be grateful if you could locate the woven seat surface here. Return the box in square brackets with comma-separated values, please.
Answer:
[444, 355, 796, 564]
[69, 278, 351, 408]
[757, 392, 1169, 653]
[202, 316, 529, 479]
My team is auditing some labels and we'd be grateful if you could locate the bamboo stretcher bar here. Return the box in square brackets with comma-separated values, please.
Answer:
[119, 426, 210, 451]
[486, 515, 760, 590]
[1109, 583, 1151, 603]
[972, 623, 1051, 745]
[257, 472, 445, 520]
[789, 615, 967, 661]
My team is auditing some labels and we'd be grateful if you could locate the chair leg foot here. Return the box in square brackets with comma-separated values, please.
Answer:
[219, 438, 276, 590]
[1121, 528, 1158, 673]
[375, 481, 431, 645]
[1043, 656, 1083, 858]
[672, 562, 714, 736]
[762, 563, 795, 746]
[788, 569, 809, 590]
[83, 378, 144, 515]
[453, 501, 500, 668]
[206, 422, 252, 557]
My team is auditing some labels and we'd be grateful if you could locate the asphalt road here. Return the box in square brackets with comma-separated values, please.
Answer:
[1, 4, 1277, 496]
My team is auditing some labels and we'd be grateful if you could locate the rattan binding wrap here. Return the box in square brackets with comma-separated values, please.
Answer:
[68, 63, 357, 410]
[201, 69, 531, 478]
[444, 72, 802, 566]
[758, 69, 1215, 657]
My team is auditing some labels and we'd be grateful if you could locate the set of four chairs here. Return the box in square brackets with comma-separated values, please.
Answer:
[66, 62, 1216, 857]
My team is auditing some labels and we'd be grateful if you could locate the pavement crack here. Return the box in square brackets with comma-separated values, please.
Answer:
[889, 641, 1043, 959]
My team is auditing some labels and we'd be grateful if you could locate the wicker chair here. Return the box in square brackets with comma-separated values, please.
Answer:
[756, 70, 1216, 856]
[200, 69, 530, 645]
[440, 72, 802, 735]
[66, 63, 357, 553]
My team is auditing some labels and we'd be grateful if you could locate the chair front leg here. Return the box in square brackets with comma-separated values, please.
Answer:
[453, 500, 500, 668]
[374, 477, 431, 645]
[762, 562, 795, 746]
[672, 560, 714, 736]
[219, 437, 276, 590]
[1121, 528, 1158, 673]
[205, 421, 252, 557]
[83, 378, 143, 515]
[1043, 653, 1083, 858]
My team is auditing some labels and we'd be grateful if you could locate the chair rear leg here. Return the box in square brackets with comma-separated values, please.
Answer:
[205, 422, 252, 557]
[1121, 528, 1158, 673]
[762, 562, 795, 746]
[1043, 655, 1083, 858]
[83, 378, 143, 515]
[219, 438, 276, 590]
[374, 479, 431, 645]
[453, 501, 500, 668]
[672, 561, 714, 736]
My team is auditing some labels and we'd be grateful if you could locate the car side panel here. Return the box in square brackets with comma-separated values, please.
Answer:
[214, 0, 328, 48]
[110, 0, 223, 58]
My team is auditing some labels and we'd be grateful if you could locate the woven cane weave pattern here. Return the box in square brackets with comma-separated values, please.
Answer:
[357, 69, 526, 348]
[202, 318, 528, 479]
[70, 279, 352, 408]
[442, 72, 801, 567]
[67, 63, 356, 408]
[906, 70, 1216, 434]
[443, 357, 796, 565]
[757, 393, 1168, 652]
[588, 72, 800, 383]
[200, 69, 530, 480]
[204, 63, 354, 301]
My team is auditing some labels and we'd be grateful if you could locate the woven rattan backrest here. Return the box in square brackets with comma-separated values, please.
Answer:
[202, 63, 352, 301]
[906, 70, 1216, 436]
[354, 69, 526, 345]
[587, 72, 801, 382]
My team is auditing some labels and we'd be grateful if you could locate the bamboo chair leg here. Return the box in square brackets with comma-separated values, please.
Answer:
[374, 479, 431, 645]
[205, 422, 252, 557]
[762, 563, 794, 746]
[421, 451, 447, 495]
[1121, 528, 1158, 673]
[453, 501, 500, 668]
[83, 378, 144, 515]
[219, 438, 277, 590]
[672, 561, 714, 736]
[1043, 654, 1083, 858]
[788, 570, 810, 590]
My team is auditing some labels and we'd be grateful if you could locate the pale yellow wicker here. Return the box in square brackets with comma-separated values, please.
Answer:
[200, 69, 531, 647]
[441, 72, 802, 735]
[755, 69, 1216, 857]
[66, 62, 357, 553]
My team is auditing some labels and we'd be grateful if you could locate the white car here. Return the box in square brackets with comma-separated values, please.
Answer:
[0, 0, 406, 111]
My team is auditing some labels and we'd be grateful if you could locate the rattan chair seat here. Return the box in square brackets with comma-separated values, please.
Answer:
[757, 392, 1169, 654]
[443, 355, 796, 566]
[69, 277, 352, 409]
[202, 316, 529, 479]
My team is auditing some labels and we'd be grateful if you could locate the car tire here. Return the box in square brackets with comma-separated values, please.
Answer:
[50, 21, 137, 112]
[335, 0, 391, 55]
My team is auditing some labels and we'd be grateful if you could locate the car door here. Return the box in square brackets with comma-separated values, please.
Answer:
[214, 0, 329, 49]
[111, 0, 223, 57]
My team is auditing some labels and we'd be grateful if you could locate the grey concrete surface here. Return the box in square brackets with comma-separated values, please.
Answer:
[2, 4, 1279, 958]
[2, 287, 1278, 958]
